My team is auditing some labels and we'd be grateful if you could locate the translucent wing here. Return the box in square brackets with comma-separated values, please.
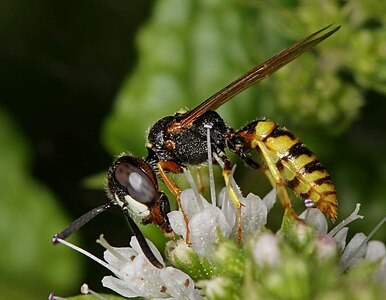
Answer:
[167, 25, 340, 134]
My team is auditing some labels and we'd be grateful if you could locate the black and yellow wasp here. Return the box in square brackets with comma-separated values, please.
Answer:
[55, 25, 339, 268]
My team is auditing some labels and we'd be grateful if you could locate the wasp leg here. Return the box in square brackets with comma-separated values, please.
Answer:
[227, 135, 279, 188]
[256, 140, 299, 218]
[123, 206, 164, 268]
[244, 140, 300, 220]
[233, 150, 279, 188]
[230, 119, 337, 222]
[157, 161, 191, 244]
[229, 130, 299, 221]
[214, 151, 243, 243]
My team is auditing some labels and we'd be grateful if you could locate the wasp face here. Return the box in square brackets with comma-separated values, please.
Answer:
[106, 155, 172, 235]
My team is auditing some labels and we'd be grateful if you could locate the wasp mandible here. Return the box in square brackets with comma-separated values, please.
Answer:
[54, 25, 340, 268]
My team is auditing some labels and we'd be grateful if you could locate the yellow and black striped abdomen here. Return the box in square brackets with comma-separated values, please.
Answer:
[239, 119, 337, 221]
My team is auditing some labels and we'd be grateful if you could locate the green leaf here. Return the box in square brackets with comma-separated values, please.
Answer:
[0, 109, 82, 299]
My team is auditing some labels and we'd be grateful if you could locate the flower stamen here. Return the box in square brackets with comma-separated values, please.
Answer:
[328, 203, 363, 237]
[80, 283, 108, 300]
[97, 234, 127, 262]
[52, 234, 120, 276]
[205, 123, 217, 206]
[48, 293, 66, 300]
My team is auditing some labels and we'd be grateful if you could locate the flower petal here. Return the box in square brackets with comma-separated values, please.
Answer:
[103, 247, 137, 269]
[160, 267, 199, 299]
[102, 275, 138, 298]
[332, 227, 349, 252]
[118, 254, 165, 297]
[252, 233, 280, 267]
[180, 188, 210, 218]
[299, 208, 328, 234]
[241, 193, 267, 236]
[218, 188, 236, 231]
[365, 240, 386, 263]
[262, 188, 276, 212]
[340, 232, 367, 271]
[315, 234, 338, 261]
[168, 210, 187, 238]
[129, 236, 165, 267]
[189, 206, 232, 256]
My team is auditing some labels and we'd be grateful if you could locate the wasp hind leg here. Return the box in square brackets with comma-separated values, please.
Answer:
[230, 147, 274, 186]
[230, 130, 300, 222]
[213, 150, 243, 243]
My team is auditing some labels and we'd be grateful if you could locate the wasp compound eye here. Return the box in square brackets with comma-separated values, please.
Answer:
[106, 156, 161, 220]
[115, 162, 158, 204]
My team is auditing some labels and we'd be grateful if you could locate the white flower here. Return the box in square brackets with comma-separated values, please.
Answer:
[332, 227, 349, 252]
[299, 208, 328, 234]
[298, 203, 386, 273]
[53, 234, 202, 299]
[330, 209, 386, 273]
[168, 125, 276, 259]
[340, 232, 367, 271]
[300, 203, 386, 273]
[252, 232, 281, 267]
[168, 188, 232, 257]
[218, 187, 275, 239]
[101, 236, 202, 299]
[203, 277, 233, 299]
[366, 241, 386, 263]
[366, 240, 386, 282]
[168, 184, 276, 257]
[314, 234, 338, 261]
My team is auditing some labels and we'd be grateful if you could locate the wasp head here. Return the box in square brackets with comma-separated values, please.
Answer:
[106, 155, 172, 236]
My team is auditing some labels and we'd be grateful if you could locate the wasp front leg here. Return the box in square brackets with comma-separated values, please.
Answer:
[157, 161, 191, 244]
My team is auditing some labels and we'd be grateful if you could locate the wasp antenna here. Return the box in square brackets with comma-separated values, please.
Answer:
[123, 209, 164, 269]
[53, 200, 116, 243]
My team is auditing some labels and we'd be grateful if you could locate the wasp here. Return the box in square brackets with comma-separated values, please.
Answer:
[54, 25, 339, 269]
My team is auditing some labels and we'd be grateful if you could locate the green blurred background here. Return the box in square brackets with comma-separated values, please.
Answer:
[0, 0, 385, 298]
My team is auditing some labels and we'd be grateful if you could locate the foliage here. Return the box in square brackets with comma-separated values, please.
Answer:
[0, 109, 82, 299]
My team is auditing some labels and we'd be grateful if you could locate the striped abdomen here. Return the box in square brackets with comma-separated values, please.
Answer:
[240, 119, 337, 221]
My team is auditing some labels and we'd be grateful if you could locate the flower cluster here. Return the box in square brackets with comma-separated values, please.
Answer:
[164, 182, 386, 299]
[167, 183, 275, 257]
[52, 174, 385, 299]
[51, 130, 385, 299]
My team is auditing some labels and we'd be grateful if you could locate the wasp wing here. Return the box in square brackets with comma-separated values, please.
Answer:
[167, 25, 340, 133]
